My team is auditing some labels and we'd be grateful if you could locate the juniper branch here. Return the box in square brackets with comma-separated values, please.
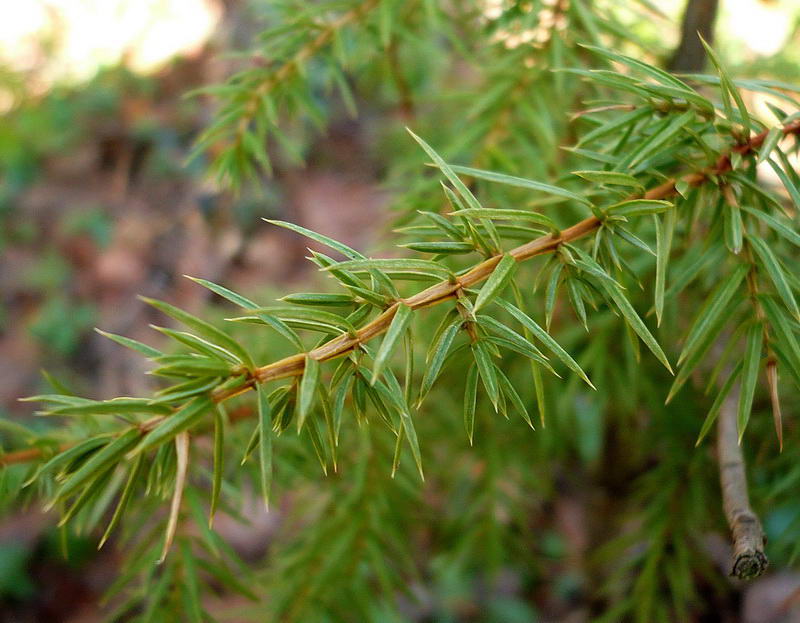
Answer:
[4, 119, 798, 468]
[213, 119, 800, 398]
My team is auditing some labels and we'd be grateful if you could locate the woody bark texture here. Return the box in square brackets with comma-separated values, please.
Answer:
[669, 0, 719, 72]
[717, 383, 768, 580]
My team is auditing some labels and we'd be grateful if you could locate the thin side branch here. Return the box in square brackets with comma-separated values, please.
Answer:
[717, 383, 767, 579]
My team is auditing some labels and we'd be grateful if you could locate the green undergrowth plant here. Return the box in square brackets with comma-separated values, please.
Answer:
[2, 2, 800, 621]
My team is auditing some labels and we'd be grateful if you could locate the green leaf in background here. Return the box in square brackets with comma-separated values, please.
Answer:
[624, 110, 695, 168]
[496, 367, 533, 429]
[463, 364, 478, 444]
[474, 254, 516, 313]
[280, 293, 356, 307]
[766, 159, 800, 209]
[545, 262, 563, 330]
[257, 384, 273, 510]
[654, 208, 675, 327]
[606, 199, 672, 217]
[180, 540, 204, 623]
[131, 396, 212, 457]
[409, 129, 503, 251]
[477, 314, 550, 367]
[572, 170, 643, 190]
[472, 342, 500, 410]
[95, 329, 162, 359]
[45, 397, 170, 417]
[748, 236, 800, 321]
[722, 191, 743, 255]
[700, 36, 751, 130]
[54, 428, 141, 503]
[254, 306, 356, 335]
[264, 220, 365, 260]
[678, 264, 749, 365]
[372, 303, 413, 384]
[446, 164, 593, 206]
[400, 241, 475, 254]
[695, 362, 743, 447]
[737, 323, 763, 440]
[141, 297, 253, 369]
[99, 454, 144, 548]
[210, 405, 225, 524]
[452, 208, 557, 232]
[187, 277, 259, 309]
[757, 126, 783, 163]
[740, 205, 800, 248]
[495, 298, 594, 389]
[297, 356, 320, 431]
[324, 258, 452, 281]
[602, 282, 673, 373]
[419, 320, 460, 404]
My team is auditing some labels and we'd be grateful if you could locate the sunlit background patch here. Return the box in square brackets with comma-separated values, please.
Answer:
[0, 0, 220, 86]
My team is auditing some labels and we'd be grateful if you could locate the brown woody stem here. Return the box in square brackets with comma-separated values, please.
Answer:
[717, 382, 768, 579]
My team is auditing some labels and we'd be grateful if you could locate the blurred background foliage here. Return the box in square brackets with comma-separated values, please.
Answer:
[1, 0, 800, 621]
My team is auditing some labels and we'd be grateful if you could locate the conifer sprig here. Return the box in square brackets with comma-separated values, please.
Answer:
[5, 106, 799, 471]
[210, 117, 800, 405]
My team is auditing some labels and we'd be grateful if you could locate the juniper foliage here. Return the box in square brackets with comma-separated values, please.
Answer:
[2, 2, 800, 621]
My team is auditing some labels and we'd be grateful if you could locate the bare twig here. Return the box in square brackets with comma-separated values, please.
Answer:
[717, 383, 767, 579]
